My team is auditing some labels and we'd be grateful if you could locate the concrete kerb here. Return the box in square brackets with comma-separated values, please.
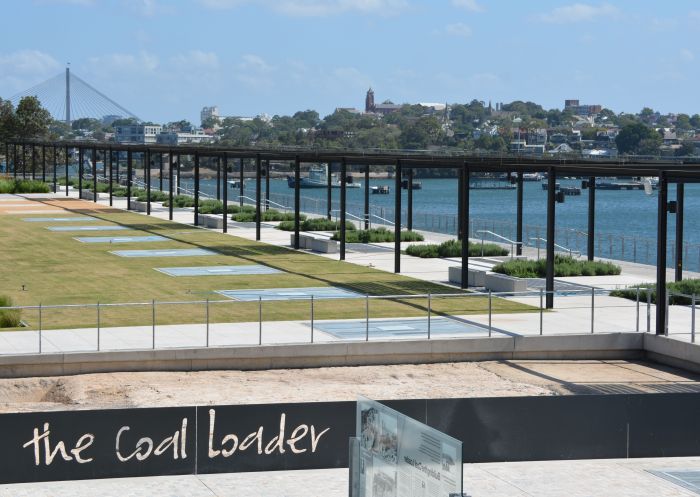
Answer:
[0, 333, 655, 378]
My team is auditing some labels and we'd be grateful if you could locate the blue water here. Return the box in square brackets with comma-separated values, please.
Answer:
[50, 162, 700, 271]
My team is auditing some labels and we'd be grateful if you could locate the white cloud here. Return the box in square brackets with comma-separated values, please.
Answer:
[443, 22, 472, 38]
[87, 51, 159, 73]
[198, 0, 408, 16]
[171, 50, 219, 69]
[451, 0, 483, 12]
[680, 49, 694, 61]
[236, 54, 276, 89]
[0, 49, 61, 96]
[537, 3, 619, 23]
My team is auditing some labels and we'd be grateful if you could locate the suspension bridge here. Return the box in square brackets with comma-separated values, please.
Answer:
[9, 66, 140, 124]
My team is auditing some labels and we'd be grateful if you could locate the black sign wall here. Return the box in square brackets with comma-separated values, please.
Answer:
[1, 393, 699, 485]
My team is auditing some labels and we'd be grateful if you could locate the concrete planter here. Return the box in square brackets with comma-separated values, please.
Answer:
[130, 199, 148, 212]
[290, 233, 338, 253]
[484, 272, 528, 293]
[199, 214, 225, 229]
[448, 267, 486, 287]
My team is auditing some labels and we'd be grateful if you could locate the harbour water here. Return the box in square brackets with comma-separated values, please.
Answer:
[177, 175, 700, 272]
[34, 163, 700, 272]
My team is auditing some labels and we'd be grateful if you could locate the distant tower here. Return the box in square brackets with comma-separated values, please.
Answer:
[65, 65, 71, 125]
[365, 88, 375, 113]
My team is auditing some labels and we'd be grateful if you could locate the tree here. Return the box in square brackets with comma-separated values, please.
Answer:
[71, 117, 102, 131]
[14, 96, 51, 139]
[690, 114, 700, 129]
[675, 114, 692, 131]
[0, 98, 16, 144]
[616, 123, 661, 155]
[676, 141, 696, 157]
[201, 116, 220, 129]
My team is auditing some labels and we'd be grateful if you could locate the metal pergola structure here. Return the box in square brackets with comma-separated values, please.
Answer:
[6, 140, 700, 336]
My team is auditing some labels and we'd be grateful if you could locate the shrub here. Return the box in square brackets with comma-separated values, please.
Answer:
[331, 228, 424, 243]
[135, 190, 169, 203]
[199, 199, 223, 214]
[232, 209, 301, 222]
[611, 279, 700, 305]
[493, 255, 621, 278]
[0, 179, 50, 194]
[277, 218, 356, 232]
[163, 195, 195, 208]
[405, 240, 508, 258]
[0, 295, 21, 328]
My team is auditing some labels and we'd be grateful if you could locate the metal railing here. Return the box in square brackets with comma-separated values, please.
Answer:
[475, 230, 522, 258]
[529, 237, 581, 259]
[1, 287, 696, 356]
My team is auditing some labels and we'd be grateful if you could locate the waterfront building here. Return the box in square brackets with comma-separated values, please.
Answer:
[156, 129, 215, 145]
[114, 124, 162, 144]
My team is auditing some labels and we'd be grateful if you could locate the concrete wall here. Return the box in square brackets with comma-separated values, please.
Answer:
[0, 333, 645, 378]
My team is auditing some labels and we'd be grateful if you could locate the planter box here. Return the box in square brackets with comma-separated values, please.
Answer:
[484, 272, 528, 293]
[290, 233, 338, 253]
[199, 214, 225, 229]
[448, 266, 486, 287]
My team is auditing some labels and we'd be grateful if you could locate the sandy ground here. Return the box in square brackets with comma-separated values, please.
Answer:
[1, 359, 699, 413]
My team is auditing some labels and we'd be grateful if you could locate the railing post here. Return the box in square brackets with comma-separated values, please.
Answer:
[38, 303, 42, 354]
[539, 289, 543, 335]
[488, 290, 492, 337]
[206, 298, 210, 347]
[258, 296, 262, 345]
[646, 287, 651, 333]
[365, 294, 369, 341]
[152, 299, 156, 349]
[591, 287, 595, 333]
[310, 295, 314, 344]
[97, 301, 101, 351]
[635, 287, 640, 332]
[691, 294, 697, 344]
[427, 294, 431, 339]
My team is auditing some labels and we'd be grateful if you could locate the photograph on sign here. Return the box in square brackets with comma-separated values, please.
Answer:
[355, 397, 463, 497]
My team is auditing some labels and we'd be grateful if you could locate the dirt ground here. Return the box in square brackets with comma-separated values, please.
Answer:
[1, 359, 699, 413]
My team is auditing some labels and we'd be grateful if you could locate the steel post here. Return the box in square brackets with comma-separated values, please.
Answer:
[675, 182, 684, 282]
[656, 172, 668, 334]
[394, 160, 401, 273]
[255, 154, 261, 240]
[460, 163, 469, 289]
[223, 155, 228, 233]
[364, 165, 370, 229]
[516, 171, 523, 256]
[327, 162, 333, 220]
[588, 176, 595, 261]
[294, 156, 301, 249]
[168, 152, 174, 221]
[545, 168, 556, 308]
[92, 147, 97, 202]
[194, 152, 200, 226]
[146, 149, 151, 214]
[126, 149, 132, 210]
[341, 158, 347, 260]
[407, 168, 413, 231]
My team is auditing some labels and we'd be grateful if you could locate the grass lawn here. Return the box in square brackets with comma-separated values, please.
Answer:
[0, 197, 535, 330]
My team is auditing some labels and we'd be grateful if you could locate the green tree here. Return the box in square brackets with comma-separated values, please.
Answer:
[14, 96, 51, 139]
[690, 114, 700, 128]
[676, 141, 696, 157]
[675, 114, 692, 131]
[0, 98, 16, 144]
[71, 117, 102, 131]
[616, 122, 661, 155]
[201, 116, 220, 129]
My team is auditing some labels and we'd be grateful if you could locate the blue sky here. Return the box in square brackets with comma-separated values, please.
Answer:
[1, 0, 699, 124]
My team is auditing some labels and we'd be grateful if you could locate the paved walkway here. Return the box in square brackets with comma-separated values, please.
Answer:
[2, 456, 700, 496]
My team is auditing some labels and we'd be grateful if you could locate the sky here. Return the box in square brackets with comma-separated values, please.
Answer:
[0, 0, 699, 124]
